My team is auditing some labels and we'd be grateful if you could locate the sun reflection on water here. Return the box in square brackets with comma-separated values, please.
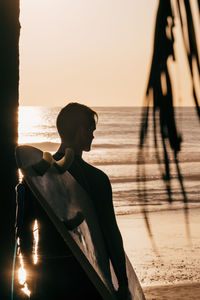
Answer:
[18, 106, 46, 144]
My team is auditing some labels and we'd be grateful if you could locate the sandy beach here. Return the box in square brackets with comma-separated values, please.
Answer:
[116, 207, 200, 300]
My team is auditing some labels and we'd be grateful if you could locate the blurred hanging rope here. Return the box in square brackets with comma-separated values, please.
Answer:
[137, 0, 200, 244]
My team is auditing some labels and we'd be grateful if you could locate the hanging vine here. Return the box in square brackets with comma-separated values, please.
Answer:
[137, 0, 200, 240]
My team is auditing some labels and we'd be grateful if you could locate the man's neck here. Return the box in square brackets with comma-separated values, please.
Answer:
[57, 142, 82, 157]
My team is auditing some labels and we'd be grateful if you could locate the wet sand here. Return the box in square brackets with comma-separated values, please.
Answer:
[143, 282, 200, 300]
[116, 207, 200, 299]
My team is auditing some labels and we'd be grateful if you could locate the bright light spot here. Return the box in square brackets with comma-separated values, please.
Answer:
[17, 237, 20, 247]
[18, 106, 45, 144]
[18, 253, 26, 285]
[18, 250, 31, 297]
[18, 169, 24, 183]
[21, 283, 31, 298]
[33, 219, 39, 264]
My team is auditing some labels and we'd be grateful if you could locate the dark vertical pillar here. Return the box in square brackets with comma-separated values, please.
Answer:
[0, 0, 20, 298]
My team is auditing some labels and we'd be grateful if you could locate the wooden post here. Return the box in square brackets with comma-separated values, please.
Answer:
[0, 0, 20, 297]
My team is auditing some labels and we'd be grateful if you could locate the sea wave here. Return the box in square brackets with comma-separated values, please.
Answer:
[18, 142, 200, 165]
[109, 173, 200, 183]
[19, 141, 139, 150]
[114, 202, 200, 215]
[18, 142, 60, 152]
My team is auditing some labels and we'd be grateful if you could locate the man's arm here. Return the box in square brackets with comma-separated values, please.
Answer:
[97, 174, 129, 289]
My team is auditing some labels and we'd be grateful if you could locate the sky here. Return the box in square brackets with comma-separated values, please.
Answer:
[19, 0, 198, 107]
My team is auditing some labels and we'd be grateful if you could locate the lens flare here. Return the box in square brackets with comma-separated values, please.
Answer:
[18, 253, 26, 285]
[18, 245, 31, 297]
[21, 283, 31, 298]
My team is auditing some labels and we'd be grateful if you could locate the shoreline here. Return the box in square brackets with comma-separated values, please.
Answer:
[116, 207, 200, 294]
[143, 282, 200, 300]
[115, 202, 200, 216]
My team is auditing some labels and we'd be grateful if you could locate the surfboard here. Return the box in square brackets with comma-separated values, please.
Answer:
[15, 145, 146, 300]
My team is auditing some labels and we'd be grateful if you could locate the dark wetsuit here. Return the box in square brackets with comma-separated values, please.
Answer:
[16, 154, 128, 300]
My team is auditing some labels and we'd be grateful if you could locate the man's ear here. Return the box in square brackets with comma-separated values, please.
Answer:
[75, 126, 84, 140]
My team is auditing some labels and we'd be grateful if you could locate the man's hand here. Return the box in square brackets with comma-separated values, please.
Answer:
[116, 285, 132, 300]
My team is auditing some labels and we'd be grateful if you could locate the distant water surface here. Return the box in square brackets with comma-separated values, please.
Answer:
[18, 106, 200, 214]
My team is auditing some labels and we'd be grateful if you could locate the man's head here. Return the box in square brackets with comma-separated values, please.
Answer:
[56, 102, 98, 152]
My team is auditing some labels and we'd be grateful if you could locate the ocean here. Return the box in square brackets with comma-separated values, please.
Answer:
[18, 106, 200, 215]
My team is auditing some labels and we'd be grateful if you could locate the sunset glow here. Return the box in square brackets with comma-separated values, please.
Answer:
[16, 2, 200, 298]
[19, 0, 200, 107]
[19, 0, 158, 107]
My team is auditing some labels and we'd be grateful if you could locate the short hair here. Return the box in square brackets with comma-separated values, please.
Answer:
[56, 102, 98, 142]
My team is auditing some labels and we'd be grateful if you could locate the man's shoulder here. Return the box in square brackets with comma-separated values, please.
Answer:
[82, 160, 110, 183]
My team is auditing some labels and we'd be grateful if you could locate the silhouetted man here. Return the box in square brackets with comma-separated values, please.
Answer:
[16, 102, 130, 300]
[53, 103, 130, 299]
